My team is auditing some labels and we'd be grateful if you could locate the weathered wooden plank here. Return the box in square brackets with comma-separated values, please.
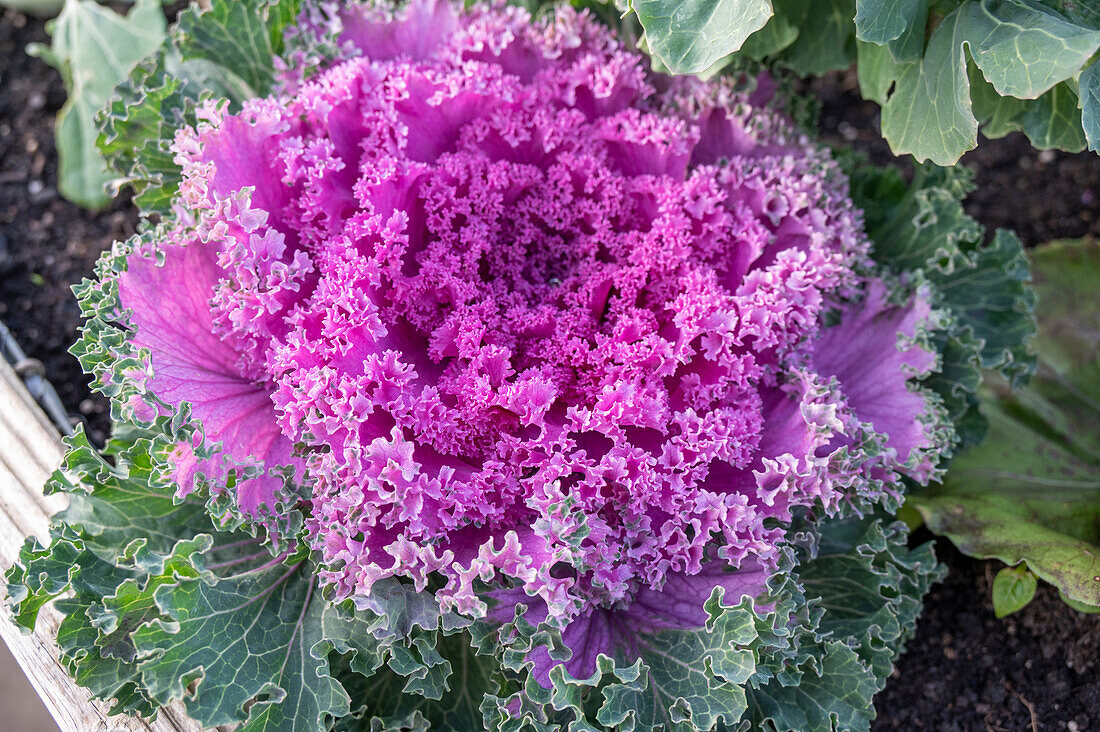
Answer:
[0, 357, 225, 732]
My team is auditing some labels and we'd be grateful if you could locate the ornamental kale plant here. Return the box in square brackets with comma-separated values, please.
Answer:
[5, 1, 1036, 730]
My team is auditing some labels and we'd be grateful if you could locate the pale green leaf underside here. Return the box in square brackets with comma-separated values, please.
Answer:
[632, 0, 774, 74]
[1080, 59, 1100, 152]
[880, 0, 1100, 164]
[854, 0, 923, 44]
[29, 0, 165, 209]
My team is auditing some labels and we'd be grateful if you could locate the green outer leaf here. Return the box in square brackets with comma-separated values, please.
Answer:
[881, 0, 928, 63]
[173, 0, 289, 96]
[881, 0, 1100, 164]
[600, 591, 759, 731]
[991, 565, 1038, 617]
[739, 12, 799, 59]
[27, 0, 165, 209]
[1080, 58, 1100, 152]
[1059, 592, 1100, 613]
[931, 228, 1036, 383]
[970, 66, 1087, 150]
[966, 0, 1100, 100]
[879, 4, 977, 165]
[854, 0, 923, 44]
[742, 517, 943, 732]
[630, 0, 774, 74]
[1040, 0, 1100, 27]
[919, 492, 1100, 606]
[848, 161, 1037, 441]
[742, 642, 876, 732]
[914, 238, 1100, 608]
[770, 0, 856, 75]
[856, 39, 909, 105]
[471, 513, 941, 732]
[334, 629, 496, 731]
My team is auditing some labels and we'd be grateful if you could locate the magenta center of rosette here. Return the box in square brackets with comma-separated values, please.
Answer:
[145, 2, 876, 631]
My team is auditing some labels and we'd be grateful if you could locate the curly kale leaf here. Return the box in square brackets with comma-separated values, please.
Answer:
[848, 161, 1037, 446]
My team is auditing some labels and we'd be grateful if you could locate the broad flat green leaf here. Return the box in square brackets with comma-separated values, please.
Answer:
[28, 0, 165, 209]
[1040, 0, 1100, 27]
[919, 491, 1100, 606]
[855, 0, 929, 61]
[966, 0, 1100, 99]
[991, 565, 1038, 617]
[971, 66, 1087, 149]
[881, 0, 1100, 164]
[914, 238, 1100, 608]
[856, 39, 910, 105]
[739, 12, 799, 59]
[771, 0, 856, 75]
[880, 5, 976, 165]
[1059, 592, 1100, 613]
[1079, 59, 1100, 152]
[631, 0, 774, 74]
[855, 0, 923, 42]
[97, 0, 299, 215]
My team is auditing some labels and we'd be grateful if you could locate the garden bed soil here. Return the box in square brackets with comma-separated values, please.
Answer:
[2, 8, 1098, 731]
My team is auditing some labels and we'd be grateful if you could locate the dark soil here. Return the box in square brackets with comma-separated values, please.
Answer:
[1, 8, 1098, 731]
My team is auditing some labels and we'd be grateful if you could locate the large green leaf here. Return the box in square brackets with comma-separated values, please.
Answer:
[600, 594, 759, 731]
[132, 558, 350, 731]
[880, 0, 1100, 164]
[970, 66, 1087, 150]
[854, 0, 925, 49]
[630, 0, 774, 74]
[332, 629, 497, 732]
[27, 0, 165, 209]
[771, 0, 855, 75]
[1080, 58, 1100, 152]
[913, 238, 1100, 609]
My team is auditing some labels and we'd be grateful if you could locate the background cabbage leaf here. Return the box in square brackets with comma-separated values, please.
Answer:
[912, 238, 1100, 610]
